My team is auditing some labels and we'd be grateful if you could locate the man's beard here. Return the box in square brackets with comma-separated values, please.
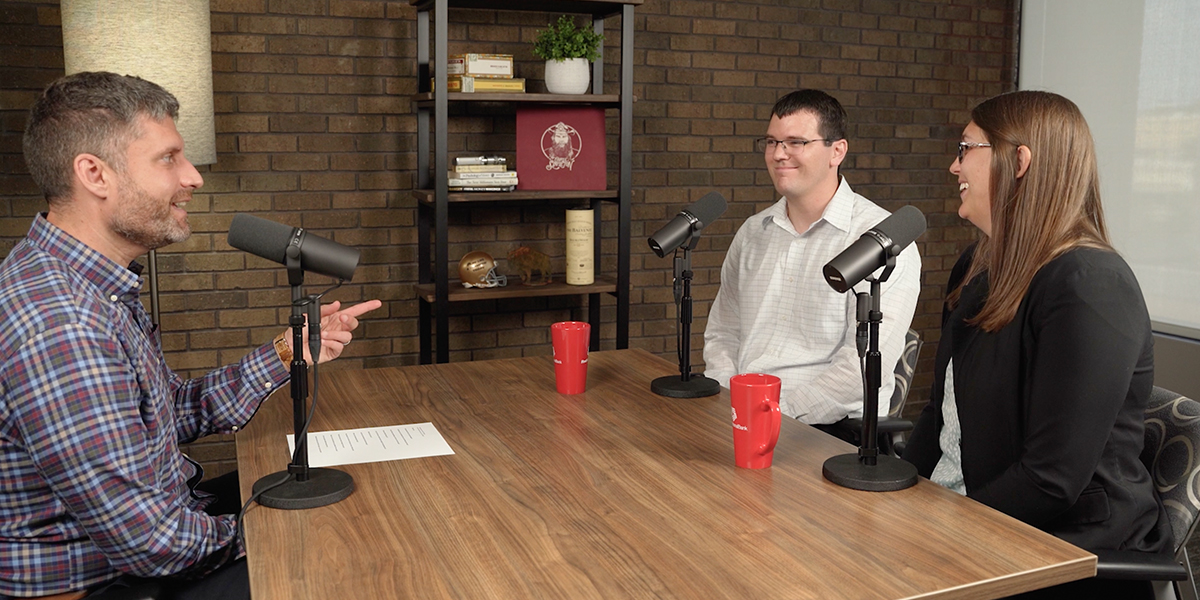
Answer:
[110, 177, 191, 251]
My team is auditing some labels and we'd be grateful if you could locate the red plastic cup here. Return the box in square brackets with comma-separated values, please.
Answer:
[730, 373, 782, 469]
[551, 321, 590, 394]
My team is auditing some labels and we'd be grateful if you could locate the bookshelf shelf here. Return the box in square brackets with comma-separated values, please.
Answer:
[412, 189, 619, 205]
[411, 0, 638, 15]
[412, 92, 623, 107]
[414, 276, 619, 303]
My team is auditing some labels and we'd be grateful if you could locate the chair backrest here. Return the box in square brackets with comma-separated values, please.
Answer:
[888, 328, 923, 419]
[1142, 385, 1200, 554]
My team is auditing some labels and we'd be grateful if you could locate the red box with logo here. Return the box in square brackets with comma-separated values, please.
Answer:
[515, 106, 606, 191]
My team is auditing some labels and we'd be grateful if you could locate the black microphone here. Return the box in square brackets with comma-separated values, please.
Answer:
[228, 214, 360, 281]
[823, 205, 925, 293]
[647, 192, 728, 257]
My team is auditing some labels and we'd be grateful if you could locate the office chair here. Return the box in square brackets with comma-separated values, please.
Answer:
[1095, 386, 1200, 600]
[827, 328, 922, 455]
[85, 581, 161, 600]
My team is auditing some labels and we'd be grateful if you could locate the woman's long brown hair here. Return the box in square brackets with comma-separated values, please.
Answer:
[949, 91, 1111, 332]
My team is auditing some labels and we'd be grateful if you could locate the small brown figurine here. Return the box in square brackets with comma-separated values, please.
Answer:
[507, 246, 552, 286]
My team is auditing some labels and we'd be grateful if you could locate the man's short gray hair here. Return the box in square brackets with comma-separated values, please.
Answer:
[22, 71, 179, 204]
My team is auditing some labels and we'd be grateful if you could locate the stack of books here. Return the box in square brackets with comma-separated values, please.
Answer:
[449, 156, 518, 191]
[438, 53, 526, 93]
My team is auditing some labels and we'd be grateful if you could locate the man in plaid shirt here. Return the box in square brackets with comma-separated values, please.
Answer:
[0, 72, 380, 599]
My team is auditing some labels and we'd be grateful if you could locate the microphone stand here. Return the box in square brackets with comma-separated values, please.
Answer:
[822, 255, 918, 491]
[252, 248, 355, 509]
[652, 233, 720, 398]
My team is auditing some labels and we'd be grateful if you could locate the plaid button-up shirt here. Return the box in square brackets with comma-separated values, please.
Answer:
[0, 214, 290, 597]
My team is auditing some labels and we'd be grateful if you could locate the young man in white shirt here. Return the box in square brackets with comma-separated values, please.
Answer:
[702, 89, 921, 427]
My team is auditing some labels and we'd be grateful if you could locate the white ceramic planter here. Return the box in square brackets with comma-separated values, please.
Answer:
[544, 58, 591, 94]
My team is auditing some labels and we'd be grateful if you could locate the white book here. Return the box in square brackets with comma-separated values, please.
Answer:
[449, 185, 517, 192]
[447, 54, 513, 78]
[454, 156, 506, 166]
[452, 164, 509, 173]
[449, 177, 518, 187]
[448, 170, 518, 179]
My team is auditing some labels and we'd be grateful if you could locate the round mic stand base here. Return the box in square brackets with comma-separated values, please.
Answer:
[822, 453, 918, 492]
[651, 374, 720, 398]
[253, 468, 355, 510]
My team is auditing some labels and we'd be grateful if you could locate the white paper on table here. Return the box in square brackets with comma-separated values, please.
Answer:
[286, 422, 455, 468]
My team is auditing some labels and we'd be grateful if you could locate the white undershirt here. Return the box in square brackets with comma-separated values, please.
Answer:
[931, 358, 966, 495]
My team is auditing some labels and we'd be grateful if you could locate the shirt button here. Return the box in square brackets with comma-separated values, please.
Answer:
[110, 294, 119, 302]
[264, 381, 272, 389]
[231, 425, 239, 432]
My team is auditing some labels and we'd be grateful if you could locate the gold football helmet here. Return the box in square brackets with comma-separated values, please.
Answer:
[459, 251, 507, 288]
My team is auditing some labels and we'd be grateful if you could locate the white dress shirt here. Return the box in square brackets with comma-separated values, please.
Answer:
[702, 177, 921, 424]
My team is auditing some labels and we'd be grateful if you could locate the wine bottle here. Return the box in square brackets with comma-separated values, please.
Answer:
[565, 208, 594, 285]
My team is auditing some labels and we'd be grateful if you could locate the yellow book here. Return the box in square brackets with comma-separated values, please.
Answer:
[440, 76, 526, 93]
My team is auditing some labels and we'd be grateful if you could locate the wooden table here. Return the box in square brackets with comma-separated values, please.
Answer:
[237, 349, 1094, 599]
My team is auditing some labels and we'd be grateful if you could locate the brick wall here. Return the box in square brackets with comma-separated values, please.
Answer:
[0, 0, 1017, 477]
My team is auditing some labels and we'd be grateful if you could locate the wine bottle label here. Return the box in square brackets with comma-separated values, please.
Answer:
[565, 208, 594, 285]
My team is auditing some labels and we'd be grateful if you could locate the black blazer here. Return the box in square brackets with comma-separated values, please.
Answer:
[904, 244, 1171, 553]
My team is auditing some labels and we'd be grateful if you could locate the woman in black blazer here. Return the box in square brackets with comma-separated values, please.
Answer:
[902, 91, 1172, 599]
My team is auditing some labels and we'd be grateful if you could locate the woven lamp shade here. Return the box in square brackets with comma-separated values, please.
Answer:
[61, 0, 217, 166]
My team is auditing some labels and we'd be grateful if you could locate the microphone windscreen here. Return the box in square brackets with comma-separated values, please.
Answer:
[228, 214, 294, 264]
[688, 191, 728, 228]
[873, 205, 927, 249]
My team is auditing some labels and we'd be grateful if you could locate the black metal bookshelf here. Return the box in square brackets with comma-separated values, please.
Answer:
[411, 0, 639, 364]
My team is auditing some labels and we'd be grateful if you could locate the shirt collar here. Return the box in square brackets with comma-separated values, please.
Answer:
[761, 176, 856, 235]
[27, 213, 145, 299]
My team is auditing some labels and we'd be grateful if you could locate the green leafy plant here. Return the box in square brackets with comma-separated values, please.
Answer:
[532, 15, 603, 62]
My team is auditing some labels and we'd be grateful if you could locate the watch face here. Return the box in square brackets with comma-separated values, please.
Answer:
[275, 335, 293, 362]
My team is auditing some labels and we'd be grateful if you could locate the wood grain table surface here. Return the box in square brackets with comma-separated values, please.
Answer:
[236, 348, 1094, 599]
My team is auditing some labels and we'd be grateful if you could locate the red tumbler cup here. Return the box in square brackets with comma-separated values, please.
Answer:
[551, 321, 590, 394]
[730, 373, 782, 469]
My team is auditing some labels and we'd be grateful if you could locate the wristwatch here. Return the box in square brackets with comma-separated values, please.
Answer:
[273, 332, 293, 365]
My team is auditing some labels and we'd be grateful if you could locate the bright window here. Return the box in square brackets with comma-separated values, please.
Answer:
[1020, 0, 1200, 338]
